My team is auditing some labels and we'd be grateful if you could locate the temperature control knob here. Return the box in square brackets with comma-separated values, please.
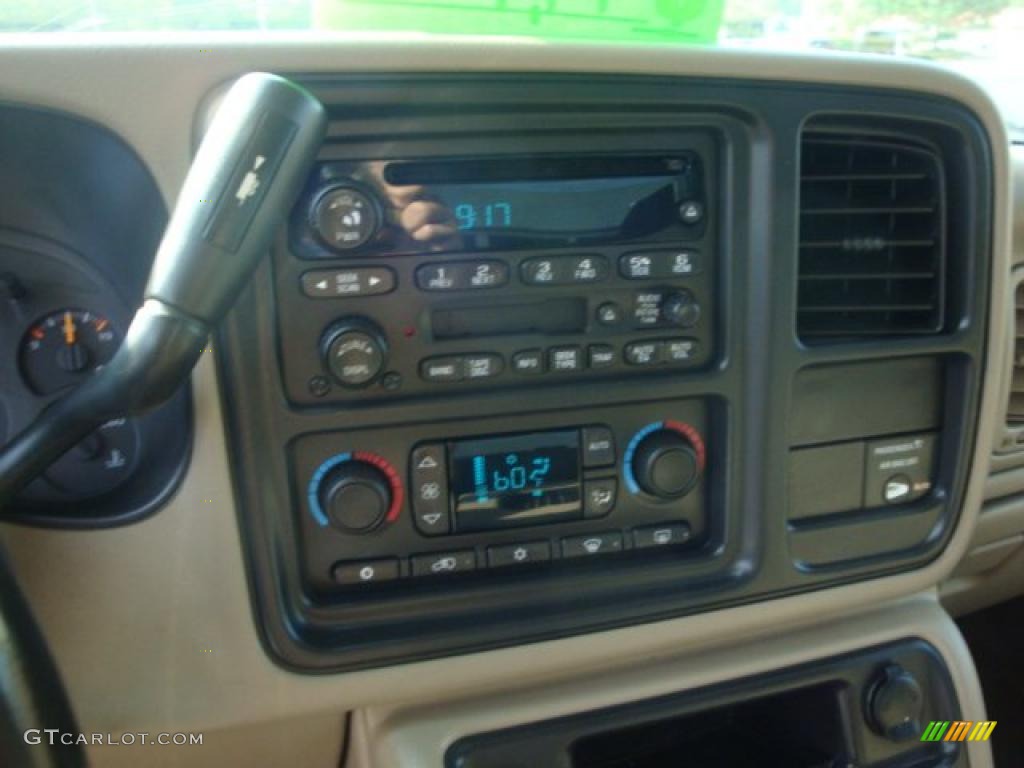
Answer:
[318, 463, 391, 532]
[625, 421, 705, 500]
[320, 318, 387, 388]
[308, 452, 403, 534]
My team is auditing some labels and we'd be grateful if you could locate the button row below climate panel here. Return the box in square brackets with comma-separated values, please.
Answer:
[330, 522, 692, 584]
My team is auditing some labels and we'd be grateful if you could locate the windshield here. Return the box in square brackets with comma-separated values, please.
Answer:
[2, 1, 1021, 137]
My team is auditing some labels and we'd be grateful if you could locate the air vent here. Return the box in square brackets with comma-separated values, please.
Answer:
[798, 134, 945, 340]
[1009, 282, 1024, 426]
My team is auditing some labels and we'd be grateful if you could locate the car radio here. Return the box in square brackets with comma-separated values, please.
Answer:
[273, 144, 718, 404]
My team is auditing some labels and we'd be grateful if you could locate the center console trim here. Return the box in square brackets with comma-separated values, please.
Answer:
[345, 596, 992, 768]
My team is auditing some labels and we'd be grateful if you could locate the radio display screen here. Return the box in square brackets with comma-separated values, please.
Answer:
[432, 176, 676, 239]
[450, 430, 582, 533]
[370, 154, 704, 253]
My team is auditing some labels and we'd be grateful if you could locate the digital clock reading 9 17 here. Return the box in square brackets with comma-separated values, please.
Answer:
[450, 430, 582, 533]
[453, 201, 512, 231]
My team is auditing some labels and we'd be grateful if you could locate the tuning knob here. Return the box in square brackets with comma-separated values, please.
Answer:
[308, 452, 402, 533]
[661, 289, 701, 328]
[625, 421, 705, 500]
[320, 317, 387, 388]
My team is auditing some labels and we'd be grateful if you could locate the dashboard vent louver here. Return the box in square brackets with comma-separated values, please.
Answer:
[798, 134, 945, 341]
[1009, 282, 1024, 426]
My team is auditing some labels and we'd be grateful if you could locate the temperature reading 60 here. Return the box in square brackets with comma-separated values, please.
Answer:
[454, 201, 512, 231]
[491, 453, 551, 496]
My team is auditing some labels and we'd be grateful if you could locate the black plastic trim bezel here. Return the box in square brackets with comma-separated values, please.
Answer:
[215, 74, 992, 672]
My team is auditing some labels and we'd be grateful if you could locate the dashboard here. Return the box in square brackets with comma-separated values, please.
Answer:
[0, 37, 1017, 768]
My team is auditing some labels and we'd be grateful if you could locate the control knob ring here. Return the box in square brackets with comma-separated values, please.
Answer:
[307, 451, 403, 532]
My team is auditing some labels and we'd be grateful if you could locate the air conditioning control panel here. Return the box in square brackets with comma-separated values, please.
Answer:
[292, 400, 710, 592]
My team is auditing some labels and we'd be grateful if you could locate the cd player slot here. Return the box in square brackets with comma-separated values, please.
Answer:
[431, 298, 587, 339]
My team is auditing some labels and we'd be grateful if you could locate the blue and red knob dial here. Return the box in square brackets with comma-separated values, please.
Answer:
[307, 451, 403, 532]
[624, 420, 705, 500]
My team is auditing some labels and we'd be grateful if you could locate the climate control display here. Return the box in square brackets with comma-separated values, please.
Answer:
[450, 429, 582, 533]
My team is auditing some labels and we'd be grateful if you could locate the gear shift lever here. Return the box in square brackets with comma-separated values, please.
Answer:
[0, 72, 326, 506]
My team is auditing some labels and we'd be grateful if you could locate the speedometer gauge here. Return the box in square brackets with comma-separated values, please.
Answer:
[19, 309, 119, 395]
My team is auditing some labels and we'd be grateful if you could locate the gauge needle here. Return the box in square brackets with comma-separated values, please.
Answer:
[63, 311, 76, 346]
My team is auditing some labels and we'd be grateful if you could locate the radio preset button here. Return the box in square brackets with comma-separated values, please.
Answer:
[583, 478, 618, 518]
[663, 250, 700, 276]
[522, 255, 607, 286]
[411, 443, 450, 536]
[548, 346, 583, 372]
[466, 261, 509, 289]
[621, 253, 655, 279]
[625, 341, 663, 366]
[596, 302, 623, 326]
[301, 267, 395, 298]
[561, 532, 623, 558]
[411, 550, 476, 577]
[588, 345, 616, 369]
[487, 541, 552, 568]
[569, 255, 608, 283]
[582, 426, 616, 467]
[332, 558, 400, 585]
[621, 250, 701, 279]
[416, 263, 465, 291]
[521, 257, 561, 285]
[420, 356, 464, 382]
[634, 522, 692, 549]
[512, 349, 545, 375]
[464, 353, 504, 379]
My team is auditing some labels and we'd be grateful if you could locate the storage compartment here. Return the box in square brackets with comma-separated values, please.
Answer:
[446, 641, 965, 768]
[571, 682, 847, 768]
